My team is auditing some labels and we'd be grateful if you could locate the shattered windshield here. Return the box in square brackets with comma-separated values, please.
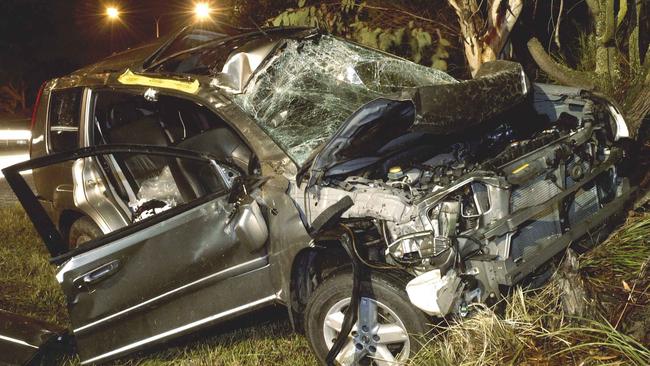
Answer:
[234, 35, 456, 166]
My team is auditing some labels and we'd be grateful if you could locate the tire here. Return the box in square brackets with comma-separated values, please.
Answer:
[304, 271, 429, 365]
[68, 216, 103, 249]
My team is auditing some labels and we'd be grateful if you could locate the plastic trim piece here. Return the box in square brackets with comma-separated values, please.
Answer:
[117, 69, 200, 94]
[80, 294, 278, 364]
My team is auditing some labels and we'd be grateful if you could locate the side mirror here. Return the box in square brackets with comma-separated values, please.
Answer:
[233, 197, 269, 252]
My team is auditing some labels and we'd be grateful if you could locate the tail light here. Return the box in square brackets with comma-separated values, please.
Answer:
[29, 82, 46, 155]
[30, 83, 46, 131]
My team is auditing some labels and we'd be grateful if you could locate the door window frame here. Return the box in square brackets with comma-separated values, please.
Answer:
[2, 144, 242, 264]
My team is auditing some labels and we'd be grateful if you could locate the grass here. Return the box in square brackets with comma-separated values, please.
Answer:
[1, 204, 649, 365]
[0, 204, 68, 325]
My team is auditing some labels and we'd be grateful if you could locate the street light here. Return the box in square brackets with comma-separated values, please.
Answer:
[106, 6, 120, 20]
[105, 6, 121, 54]
[194, 2, 212, 21]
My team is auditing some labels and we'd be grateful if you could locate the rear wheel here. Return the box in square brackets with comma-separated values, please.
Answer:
[304, 271, 429, 365]
[68, 216, 102, 249]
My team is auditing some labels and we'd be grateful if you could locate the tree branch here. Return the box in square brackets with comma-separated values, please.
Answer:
[554, 0, 564, 49]
[349, 3, 458, 34]
[527, 37, 596, 90]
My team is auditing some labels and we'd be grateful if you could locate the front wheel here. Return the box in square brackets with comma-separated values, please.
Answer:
[304, 271, 429, 365]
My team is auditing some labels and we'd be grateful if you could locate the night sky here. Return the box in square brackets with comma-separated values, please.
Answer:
[0, 0, 239, 103]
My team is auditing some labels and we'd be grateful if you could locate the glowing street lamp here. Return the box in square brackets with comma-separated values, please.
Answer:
[194, 2, 212, 21]
[106, 6, 120, 20]
[105, 6, 121, 54]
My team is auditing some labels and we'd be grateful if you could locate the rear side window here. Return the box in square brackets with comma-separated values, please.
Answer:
[48, 88, 82, 153]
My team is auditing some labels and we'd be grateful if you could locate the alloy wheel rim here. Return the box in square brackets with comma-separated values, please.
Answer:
[322, 297, 410, 365]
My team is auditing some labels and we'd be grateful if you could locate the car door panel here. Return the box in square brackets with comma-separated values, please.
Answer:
[59, 195, 271, 362]
[78, 264, 276, 363]
[2, 145, 274, 364]
[59, 195, 262, 324]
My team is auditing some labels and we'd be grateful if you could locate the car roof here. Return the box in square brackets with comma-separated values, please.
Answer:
[71, 26, 314, 78]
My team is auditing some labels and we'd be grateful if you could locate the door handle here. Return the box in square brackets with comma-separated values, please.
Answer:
[74, 260, 121, 289]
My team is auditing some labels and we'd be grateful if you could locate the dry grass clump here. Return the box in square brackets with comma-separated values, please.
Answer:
[412, 211, 650, 366]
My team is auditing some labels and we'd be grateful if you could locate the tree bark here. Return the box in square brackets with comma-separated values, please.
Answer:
[448, 0, 483, 75]
[592, 0, 622, 85]
[622, 52, 650, 138]
[448, 0, 523, 77]
[599, 0, 616, 44]
[629, 0, 642, 70]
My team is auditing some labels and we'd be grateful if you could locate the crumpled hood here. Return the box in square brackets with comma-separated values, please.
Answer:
[305, 60, 530, 188]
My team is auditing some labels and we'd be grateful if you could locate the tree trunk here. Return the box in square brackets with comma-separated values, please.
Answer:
[628, 0, 642, 70]
[623, 87, 649, 139]
[448, 0, 483, 75]
[622, 53, 650, 138]
[448, 0, 523, 77]
[591, 0, 622, 87]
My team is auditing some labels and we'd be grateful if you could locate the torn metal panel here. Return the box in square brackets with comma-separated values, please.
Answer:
[218, 37, 281, 92]
[0, 310, 69, 365]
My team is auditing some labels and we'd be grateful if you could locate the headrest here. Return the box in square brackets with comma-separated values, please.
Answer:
[108, 102, 144, 128]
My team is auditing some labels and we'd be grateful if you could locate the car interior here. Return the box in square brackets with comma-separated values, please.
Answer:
[91, 90, 256, 219]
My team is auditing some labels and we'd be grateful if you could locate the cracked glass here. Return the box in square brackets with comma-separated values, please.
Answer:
[234, 35, 456, 166]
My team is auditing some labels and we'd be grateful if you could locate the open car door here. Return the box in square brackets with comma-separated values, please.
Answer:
[2, 145, 276, 364]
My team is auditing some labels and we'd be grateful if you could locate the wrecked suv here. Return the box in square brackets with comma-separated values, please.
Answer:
[5, 26, 634, 365]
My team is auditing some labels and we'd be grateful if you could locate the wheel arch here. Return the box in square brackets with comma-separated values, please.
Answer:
[288, 241, 351, 332]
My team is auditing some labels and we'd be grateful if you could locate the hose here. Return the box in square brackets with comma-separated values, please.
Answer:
[325, 225, 363, 366]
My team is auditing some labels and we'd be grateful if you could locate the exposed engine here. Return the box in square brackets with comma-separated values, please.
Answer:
[305, 94, 630, 318]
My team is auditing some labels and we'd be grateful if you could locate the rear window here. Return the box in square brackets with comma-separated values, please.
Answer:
[48, 88, 82, 153]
